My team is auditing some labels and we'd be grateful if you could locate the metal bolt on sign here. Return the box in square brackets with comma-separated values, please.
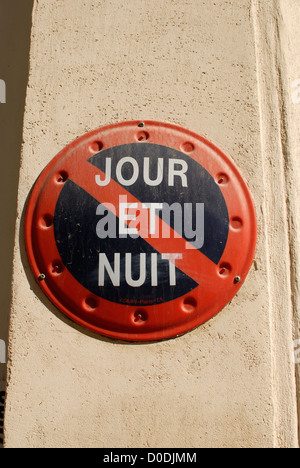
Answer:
[25, 121, 257, 342]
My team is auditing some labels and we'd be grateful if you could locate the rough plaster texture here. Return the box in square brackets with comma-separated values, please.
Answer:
[2, 0, 299, 447]
[276, 1, 300, 431]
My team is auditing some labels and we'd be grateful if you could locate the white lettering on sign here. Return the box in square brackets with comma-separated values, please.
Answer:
[168, 159, 188, 187]
[98, 253, 120, 287]
[142, 203, 163, 235]
[95, 157, 188, 187]
[116, 157, 139, 186]
[119, 200, 139, 236]
[98, 252, 182, 287]
[95, 156, 205, 288]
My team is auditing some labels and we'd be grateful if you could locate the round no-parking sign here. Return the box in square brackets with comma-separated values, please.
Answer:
[25, 121, 257, 341]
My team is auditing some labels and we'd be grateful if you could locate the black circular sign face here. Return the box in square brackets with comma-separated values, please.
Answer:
[54, 143, 229, 306]
[25, 120, 257, 342]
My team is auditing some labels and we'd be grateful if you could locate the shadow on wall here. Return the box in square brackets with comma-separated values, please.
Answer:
[0, 0, 34, 382]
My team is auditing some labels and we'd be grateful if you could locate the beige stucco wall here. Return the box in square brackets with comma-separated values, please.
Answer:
[2, 0, 300, 448]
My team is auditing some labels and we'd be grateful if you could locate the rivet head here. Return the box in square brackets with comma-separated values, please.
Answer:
[38, 273, 46, 281]
[138, 122, 145, 128]
[234, 276, 241, 284]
